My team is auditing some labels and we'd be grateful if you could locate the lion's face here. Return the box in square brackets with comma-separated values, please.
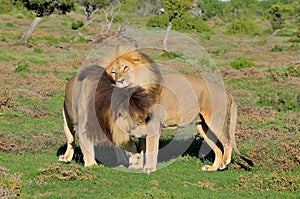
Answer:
[109, 58, 136, 88]
[106, 50, 159, 89]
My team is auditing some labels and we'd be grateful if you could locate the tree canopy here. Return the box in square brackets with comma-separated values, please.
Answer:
[16, 0, 75, 44]
[16, 0, 75, 17]
[163, 0, 193, 21]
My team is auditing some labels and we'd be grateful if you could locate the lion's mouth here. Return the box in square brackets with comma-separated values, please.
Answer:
[116, 79, 130, 88]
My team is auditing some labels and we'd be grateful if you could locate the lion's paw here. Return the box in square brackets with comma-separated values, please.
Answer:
[218, 163, 227, 171]
[58, 155, 71, 163]
[201, 165, 218, 171]
[143, 166, 156, 174]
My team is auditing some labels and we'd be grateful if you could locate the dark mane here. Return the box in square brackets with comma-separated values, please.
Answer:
[80, 54, 161, 144]
[110, 85, 160, 124]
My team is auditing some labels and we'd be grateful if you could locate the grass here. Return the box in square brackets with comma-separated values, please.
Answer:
[0, 4, 300, 198]
[1, 152, 299, 198]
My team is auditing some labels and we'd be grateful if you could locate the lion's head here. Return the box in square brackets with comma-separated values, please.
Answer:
[102, 46, 162, 133]
[105, 47, 162, 92]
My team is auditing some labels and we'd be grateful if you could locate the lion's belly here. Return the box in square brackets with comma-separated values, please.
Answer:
[159, 74, 199, 128]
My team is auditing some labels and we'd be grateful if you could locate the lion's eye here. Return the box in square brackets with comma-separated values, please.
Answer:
[111, 71, 116, 78]
[123, 66, 128, 71]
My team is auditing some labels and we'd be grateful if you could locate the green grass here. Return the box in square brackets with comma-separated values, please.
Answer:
[1, 152, 299, 198]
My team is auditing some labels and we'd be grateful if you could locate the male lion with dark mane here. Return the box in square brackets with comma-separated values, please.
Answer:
[59, 47, 162, 172]
[107, 51, 254, 173]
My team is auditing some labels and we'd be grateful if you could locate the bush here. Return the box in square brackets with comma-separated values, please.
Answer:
[71, 20, 84, 30]
[146, 14, 211, 33]
[277, 29, 296, 37]
[230, 56, 255, 69]
[107, 15, 123, 23]
[226, 19, 260, 35]
[271, 44, 300, 52]
[271, 44, 284, 52]
[172, 14, 212, 33]
[14, 61, 29, 73]
[146, 15, 168, 29]
[288, 28, 300, 42]
[0, 0, 15, 14]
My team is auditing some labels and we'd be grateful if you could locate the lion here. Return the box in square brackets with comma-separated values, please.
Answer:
[59, 47, 162, 172]
[109, 63, 254, 173]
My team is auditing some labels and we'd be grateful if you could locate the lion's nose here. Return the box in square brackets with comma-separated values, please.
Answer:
[117, 79, 124, 84]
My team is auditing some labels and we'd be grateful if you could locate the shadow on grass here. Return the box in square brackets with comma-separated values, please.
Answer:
[56, 135, 215, 167]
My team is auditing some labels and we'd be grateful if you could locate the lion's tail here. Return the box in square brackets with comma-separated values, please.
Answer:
[229, 96, 254, 167]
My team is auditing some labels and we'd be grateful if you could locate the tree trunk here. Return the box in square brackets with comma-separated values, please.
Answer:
[85, 8, 99, 26]
[21, 17, 42, 45]
[163, 22, 172, 51]
[266, 29, 281, 43]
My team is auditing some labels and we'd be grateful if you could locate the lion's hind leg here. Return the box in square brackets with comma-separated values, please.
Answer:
[59, 109, 75, 163]
[219, 142, 232, 170]
[196, 123, 223, 171]
[220, 96, 237, 169]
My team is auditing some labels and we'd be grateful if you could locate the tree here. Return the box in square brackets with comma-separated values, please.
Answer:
[195, 0, 223, 20]
[135, 0, 163, 16]
[78, 0, 108, 26]
[267, 4, 285, 42]
[162, 0, 193, 50]
[91, 1, 121, 43]
[103, 3, 121, 33]
[16, 0, 75, 44]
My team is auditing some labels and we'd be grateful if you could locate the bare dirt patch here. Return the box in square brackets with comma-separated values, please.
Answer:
[35, 165, 96, 183]
[0, 166, 22, 198]
[220, 66, 266, 79]
[0, 131, 58, 154]
[234, 171, 299, 192]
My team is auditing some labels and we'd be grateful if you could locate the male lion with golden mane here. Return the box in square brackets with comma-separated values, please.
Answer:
[108, 52, 254, 173]
[59, 47, 162, 172]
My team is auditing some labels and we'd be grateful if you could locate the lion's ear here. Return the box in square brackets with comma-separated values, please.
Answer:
[132, 53, 141, 62]
[117, 111, 124, 118]
[132, 56, 140, 62]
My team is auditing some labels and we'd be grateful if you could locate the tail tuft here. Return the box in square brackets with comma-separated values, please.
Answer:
[240, 155, 254, 167]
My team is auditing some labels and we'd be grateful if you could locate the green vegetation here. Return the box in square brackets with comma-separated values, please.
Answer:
[146, 15, 168, 29]
[146, 14, 211, 33]
[230, 56, 255, 69]
[226, 19, 260, 35]
[71, 20, 84, 29]
[0, 0, 299, 198]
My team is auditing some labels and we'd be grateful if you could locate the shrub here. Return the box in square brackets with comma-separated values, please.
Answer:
[226, 19, 260, 35]
[277, 29, 296, 37]
[271, 44, 284, 52]
[271, 44, 300, 52]
[71, 20, 84, 30]
[146, 14, 211, 33]
[33, 47, 42, 53]
[6, 22, 14, 27]
[146, 15, 168, 29]
[230, 56, 255, 69]
[287, 44, 300, 51]
[15, 61, 29, 73]
[288, 29, 300, 42]
[172, 14, 212, 33]
[107, 15, 123, 23]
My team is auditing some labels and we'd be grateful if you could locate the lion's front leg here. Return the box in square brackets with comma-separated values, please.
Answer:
[59, 109, 75, 163]
[78, 129, 97, 167]
[143, 133, 160, 174]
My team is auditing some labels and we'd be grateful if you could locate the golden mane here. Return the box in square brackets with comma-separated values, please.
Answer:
[103, 45, 138, 68]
